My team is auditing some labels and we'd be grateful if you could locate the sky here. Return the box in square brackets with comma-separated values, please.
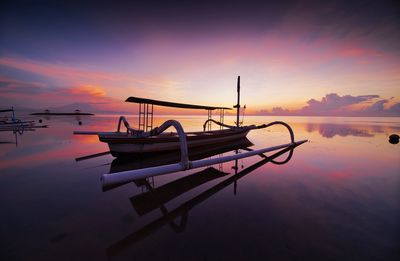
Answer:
[0, 0, 399, 116]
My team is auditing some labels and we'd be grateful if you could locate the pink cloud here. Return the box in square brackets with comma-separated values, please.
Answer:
[0, 56, 183, 90]
[0, 57, 126, 82]
[258, 93, 399, 117]
[0, 75, 128, 112]
[0, 75, 48, 90]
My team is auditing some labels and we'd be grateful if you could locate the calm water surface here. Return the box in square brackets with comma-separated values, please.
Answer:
[0, 115, 399, 260]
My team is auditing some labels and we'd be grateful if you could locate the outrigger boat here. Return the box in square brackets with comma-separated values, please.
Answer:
[74, 76, 307, 188]
[98, 104, 248, 157]
[0, 107, 47, 133]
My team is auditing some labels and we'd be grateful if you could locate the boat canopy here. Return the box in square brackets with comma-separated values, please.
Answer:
[126, 97, 232, 111]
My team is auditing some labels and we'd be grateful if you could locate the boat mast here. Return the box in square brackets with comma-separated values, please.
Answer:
[236, 76, 241, 127]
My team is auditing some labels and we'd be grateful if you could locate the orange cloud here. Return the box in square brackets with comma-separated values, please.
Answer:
[68, 85, 107, 97]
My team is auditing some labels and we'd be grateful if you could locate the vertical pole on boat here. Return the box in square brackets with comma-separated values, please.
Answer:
[145, 103, 149, 131]
[138, 103, 143, 131]
[11, 106, 15, 121]
[236, 76, 240, 127]
[150, 104, 154, 131]
[234, 76, 240, 193]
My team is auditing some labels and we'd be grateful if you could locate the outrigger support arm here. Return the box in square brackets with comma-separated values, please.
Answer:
[201, 119, 294, 143]
[143, 120, 190, 169]
[202, 119, 238, 131]
[117, 116, 141, 134]
[117, 118, 190, 168]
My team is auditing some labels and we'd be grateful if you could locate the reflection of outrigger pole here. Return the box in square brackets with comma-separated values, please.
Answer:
[130, 167, 229, 216]
[106, 142, 304, 257]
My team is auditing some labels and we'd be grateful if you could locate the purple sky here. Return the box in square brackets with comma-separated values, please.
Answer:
[0, 0, 399, 116]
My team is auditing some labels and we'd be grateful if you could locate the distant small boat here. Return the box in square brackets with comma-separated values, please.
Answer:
[0, 107, 47, 133]
[30, 109, 94, 116]
[0, 107, 34, 132]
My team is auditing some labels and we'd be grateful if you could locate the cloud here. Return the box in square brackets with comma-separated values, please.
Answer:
[0, 56, 184, 90]
[0, 57, 125, 82]
[0, 76, 107, 102]
[0, 75, 125, 111]
[0, 75, 47, 93]
[258, 93, 399, 117]
[387, 103, 400, 114]
[271, 107, 291, 115]
[363, 99, 388, 113]
[67, 85, 106, 97]
[301, 93, 379, 113]
[0, 56, 190, 109]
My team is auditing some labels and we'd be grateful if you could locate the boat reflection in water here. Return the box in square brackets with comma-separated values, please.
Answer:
[106, 138, 305, 257]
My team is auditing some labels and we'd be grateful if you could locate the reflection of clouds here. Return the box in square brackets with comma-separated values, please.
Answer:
[306, 123, 375, 138]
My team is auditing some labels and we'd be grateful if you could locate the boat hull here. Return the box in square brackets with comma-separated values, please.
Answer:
[99, 129, 250, 157]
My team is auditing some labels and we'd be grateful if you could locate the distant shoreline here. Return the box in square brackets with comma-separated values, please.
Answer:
[30, 112, 94, 116]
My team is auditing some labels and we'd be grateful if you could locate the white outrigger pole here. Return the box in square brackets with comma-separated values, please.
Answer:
[101, 137, 307, 188]
[101, 76, 308, 189]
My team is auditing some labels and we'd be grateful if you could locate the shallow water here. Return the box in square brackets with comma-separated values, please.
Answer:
[0, 115, 399, 260]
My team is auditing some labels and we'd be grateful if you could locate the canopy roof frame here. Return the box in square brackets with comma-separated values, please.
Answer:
[126, 96, 231, 132]
[126, 97, 232, 111]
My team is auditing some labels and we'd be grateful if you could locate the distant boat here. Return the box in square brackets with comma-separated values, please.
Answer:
[0, 107, 34, 131]
[31, 109, 94, 116]
[0, 107, 47, 133]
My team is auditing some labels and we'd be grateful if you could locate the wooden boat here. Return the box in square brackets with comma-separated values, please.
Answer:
[99, 127, 251, 157]
[75, 76, 300, 158]
[74, 76, 307, 188]
[76, 76, 254, 157]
